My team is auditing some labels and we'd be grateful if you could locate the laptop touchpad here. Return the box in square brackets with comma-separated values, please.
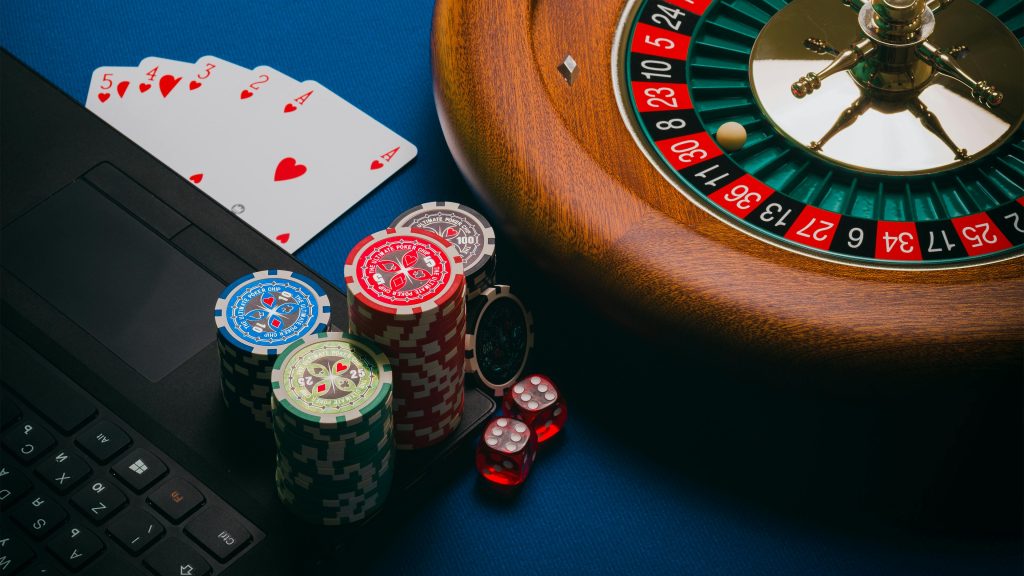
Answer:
[2, 180, 223, 381]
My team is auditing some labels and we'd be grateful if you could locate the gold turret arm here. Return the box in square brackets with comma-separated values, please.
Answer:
[917, 40, 1003, 106]
[791, 38, 876, 98]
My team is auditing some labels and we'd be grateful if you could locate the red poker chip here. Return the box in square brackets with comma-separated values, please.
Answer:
[397, 374, 462, 393]
[347, 274, 465, 318]
[396, 352, 464, 373]
[395, 379, 463, 405]
[365, 323, 466, 352]
[348, 282, 466, 325]
[394, 394, 459, 412]
[396, 409, 461, 428]
[394, 381, 462, 411]
[393, 382, 462, 404]
[395, 403, 462, 432]
[395, 394, 460, 418]
[395, 361, 464, 383]
[393, 377, 460, 400]
[395, 389, 461, 410]
[344, 228, 465, 319]
[397, 363, 464, 384]
[351, 320, 465, 350]
[395, 403, 464, 446]
[344, 226, 470, 452]
[350, 307, 466, 343]
[353, 305, 466, 338]
[394, 360, 464, 384]
[385, 336, 466, 359]
[348, 300, 464, 335]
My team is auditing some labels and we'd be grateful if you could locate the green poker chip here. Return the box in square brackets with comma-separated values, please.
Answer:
[271, 332, 392, 428]
[270, 331, 395, 525]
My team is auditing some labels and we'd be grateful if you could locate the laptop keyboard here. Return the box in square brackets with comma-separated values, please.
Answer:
[1, 365, 260, 575]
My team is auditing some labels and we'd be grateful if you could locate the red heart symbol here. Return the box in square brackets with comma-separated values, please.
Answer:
[283, 103, 297, 113]
[139, 83, 151, 93]
[188, 173, 203, 184]
[159, 75, 182, 97]
[262, 296, 275, 306]
[370, 160, 384, 170]
[189, 80, 202, 91]
[240, 89, 253, 99]
[97, 93, 110, 103]
[116, 81, 129, 97]
[334, 361, 349, 372]
[274, 158, 307, 182]
[275, 233, 290, 244]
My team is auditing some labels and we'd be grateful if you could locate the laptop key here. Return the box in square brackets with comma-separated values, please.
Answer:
[0, 399, 21, 430]
[71, 479, 127, 524]
[148, 477, 204, 524]
[35, 450, 92, 494]
[184, 505, 251, 562]
[46, 524, 104, 571]
[107, 509, 164, 555]
[0, 526, 35, 574]
[75, 420, 131, 464]
[0, 466, 31, 508]
[3, 420, 55, 463]
[143, 537, 211, 576]
[111, 449, 166, 493]
[11, 494, 67, 539]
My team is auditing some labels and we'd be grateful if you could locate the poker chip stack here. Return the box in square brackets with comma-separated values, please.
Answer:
[391, 202, 496, 299]
[345, 227, 467, 450]
[465, 284, 534, 396]
[214, 270, 331, 429]
[271, 332, 395, 525]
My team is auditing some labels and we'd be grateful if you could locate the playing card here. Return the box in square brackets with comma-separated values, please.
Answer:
[204, 79, 417, 251]
[85, 65, 142, 124]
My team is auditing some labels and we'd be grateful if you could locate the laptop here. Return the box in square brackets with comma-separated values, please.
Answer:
[0, 50, 495, 575]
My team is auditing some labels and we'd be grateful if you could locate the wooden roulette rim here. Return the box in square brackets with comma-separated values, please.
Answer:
[431, 0, 1024, 368]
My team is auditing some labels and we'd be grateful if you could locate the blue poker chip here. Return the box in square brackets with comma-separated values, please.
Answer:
[214, 270, 331, 357]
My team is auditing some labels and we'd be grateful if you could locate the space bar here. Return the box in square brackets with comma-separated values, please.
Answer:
[0, 327, 97, 433]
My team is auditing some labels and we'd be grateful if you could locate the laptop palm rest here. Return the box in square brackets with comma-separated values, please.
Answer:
[2, 178, 223, 382]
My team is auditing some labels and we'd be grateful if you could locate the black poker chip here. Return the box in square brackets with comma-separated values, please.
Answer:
[464, 284, 534, 396]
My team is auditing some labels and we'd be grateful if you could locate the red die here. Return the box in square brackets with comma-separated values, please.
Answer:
[475, 417, 537, 487]
[502, 374, 566, 443]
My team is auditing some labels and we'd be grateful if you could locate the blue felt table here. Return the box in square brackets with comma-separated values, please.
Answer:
[2, 2, 1020, 574]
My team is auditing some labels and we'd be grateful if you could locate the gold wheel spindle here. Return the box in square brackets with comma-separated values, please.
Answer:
[917, 41, 1003, 107]
[791, 38, 875, 98]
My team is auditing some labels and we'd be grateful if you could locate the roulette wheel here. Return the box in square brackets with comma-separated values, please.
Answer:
[432, 0, 1024, 368]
